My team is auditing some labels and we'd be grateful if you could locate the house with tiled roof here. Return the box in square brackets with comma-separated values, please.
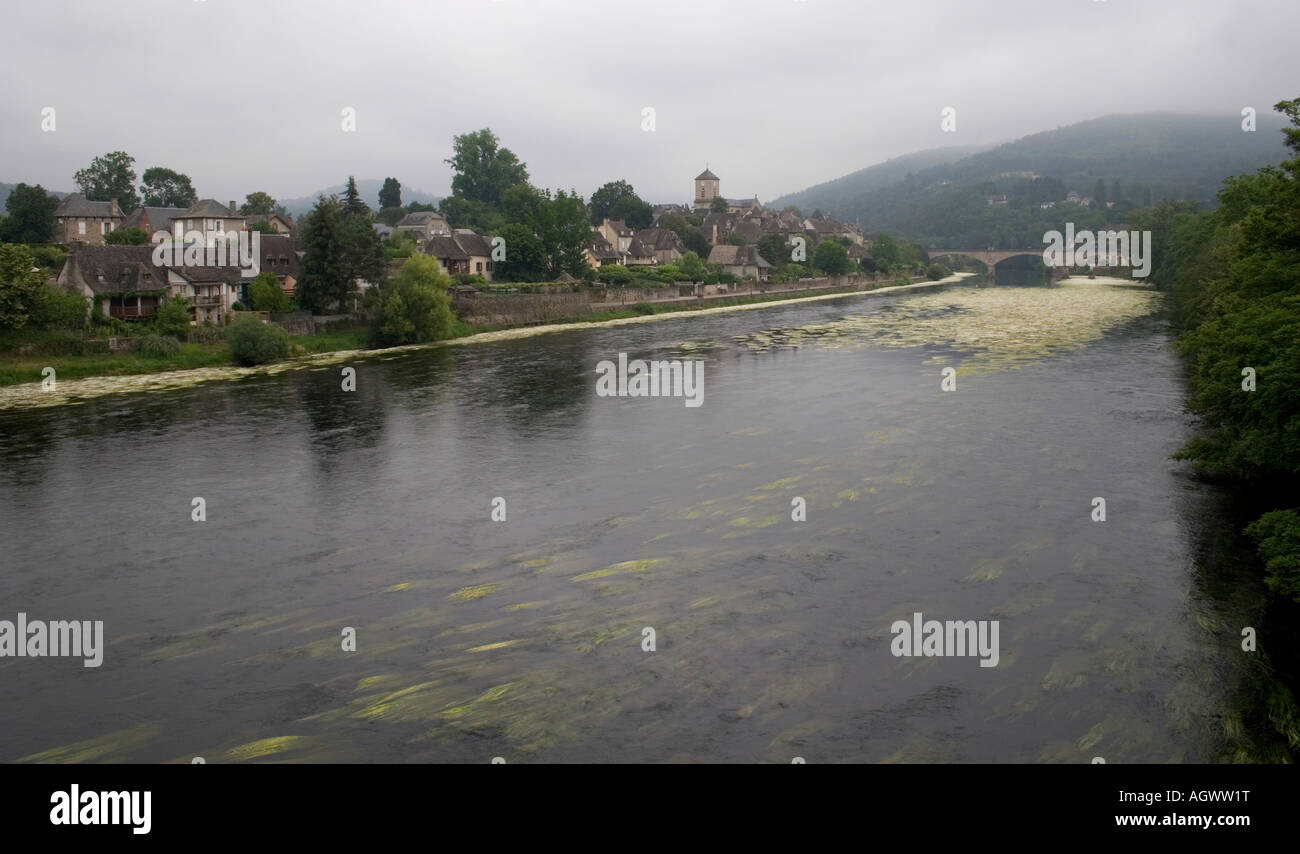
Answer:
[57, 244, 249, 325]
[172, 199, 246, 246]
[120, 205, 187, 239]
[245, 213, 295, 235]
[421, 230, 495, 280]
[707, 244, 771, 281]
[396, 210, 451, 242]
[586, 233, 622, 268]
[630, 228, 686, 265]
[53, 194, 125, 245]
[625, 236, 656, 268]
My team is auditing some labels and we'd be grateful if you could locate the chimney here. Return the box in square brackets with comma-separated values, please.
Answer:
[712, 224, 718, 244]
[109, 199, 119, 217]
[229, 201, 238, 215]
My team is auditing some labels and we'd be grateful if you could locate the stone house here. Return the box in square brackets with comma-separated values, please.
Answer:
[395, 210, 451, 242]
[120, 205, 187, 240]
[53, 194, 125, 245]
[707, 244, 771, 281]
[171, 199, 246, 245]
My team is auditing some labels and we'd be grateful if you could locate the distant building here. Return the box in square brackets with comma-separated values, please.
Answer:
[171, 199, 247, 246]
[707, 244, 771, 281]
[53, 194, 124, 245]
[395, 210, 451, 242]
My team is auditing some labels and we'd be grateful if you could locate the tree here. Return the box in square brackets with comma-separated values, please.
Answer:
[379, 178, 402, 210]
[0, 183, 58, 243]
[660, 212, 711, 256]
[492, 222, 547, 282]
[338, 213, 387, 292]
[813, 240, 851, 275]
[710, 196, 728, 213]
[342, 176, 370, 218]
[1093, 179, 1107, 207]
[369, 254, 453, 347]
[240, 192, 278, 216]
[228, 314, 290, 365]
[588, 180, 652, 227]
[532, 190, 591, 278]
[155, 295, 192, 338]
[728, 230, 747, 246]
[0, 244, 46, 329]
[756, 234, 790, 269]
[597, 264, 635, 286]
[678, 251, 707, 281]
[104, 226, 150, 245]
[296, 196, 349, 313]
[249, 272, 291, 313]
[445, 129, 529, 207]
[74, 151, 139, 213]
[870, 234, 901, 270]
[139, 167, 197, 208]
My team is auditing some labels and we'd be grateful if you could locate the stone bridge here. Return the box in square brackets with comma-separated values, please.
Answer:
[927, 249, 1055, 267]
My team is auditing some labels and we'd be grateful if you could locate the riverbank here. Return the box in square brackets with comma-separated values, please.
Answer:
[0, 275, 966, 408]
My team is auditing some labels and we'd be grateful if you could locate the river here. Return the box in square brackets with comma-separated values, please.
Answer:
[0, 278, 1283, 763]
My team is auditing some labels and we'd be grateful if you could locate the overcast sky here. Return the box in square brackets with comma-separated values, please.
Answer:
[4, 0, 1299, 206]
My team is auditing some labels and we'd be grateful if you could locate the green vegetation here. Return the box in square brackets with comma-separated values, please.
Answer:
[227, 314, 290, 365]
[1140, 98, 1300, 609]
[771, 114, 1290, 248]
[139, 167, 197, 208]
[368, 254, 454, 347]
[248, 273, 291, 313]
[104, 226, 149, 245]
[136, 334, 181, 358]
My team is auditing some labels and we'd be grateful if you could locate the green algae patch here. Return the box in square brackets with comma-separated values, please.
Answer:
[225, 736, 305, 762]
[468, 640, 522, 653]
[449, 583, 504, 602]
[572, 558, 661, 582]
[17, 723, 161, 764]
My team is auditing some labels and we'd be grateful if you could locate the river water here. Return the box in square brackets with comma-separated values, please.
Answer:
[0, 279, 1279, 763]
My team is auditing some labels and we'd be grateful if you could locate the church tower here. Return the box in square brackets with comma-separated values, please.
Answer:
[694, 167, 720, 211]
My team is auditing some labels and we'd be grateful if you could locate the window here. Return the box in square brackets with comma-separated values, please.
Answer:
[78, 221, 86, 235]
[103, 221, 111, 235]
[216, 220, 223, 233]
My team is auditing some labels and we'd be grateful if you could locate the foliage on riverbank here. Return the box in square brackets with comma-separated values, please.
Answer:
[1138, 97, 1300, 603]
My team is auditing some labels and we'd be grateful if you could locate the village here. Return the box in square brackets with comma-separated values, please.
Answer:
[47, 167, 881, 329]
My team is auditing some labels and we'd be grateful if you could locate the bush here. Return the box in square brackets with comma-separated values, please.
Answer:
[249, 273, 290, 313]
[32, 285, 87, 330]
[155, 296, 192, 338]
[927, 263, 952, 280]
[453, 273, 488, 288]
[104, 227, 150, 246]
[186, 325, 226, 345]
[1245, 510, 1300, 603]
[227, 314, 290, 365]
[630, 302, 655, 315]
[136, 334, 181, 358]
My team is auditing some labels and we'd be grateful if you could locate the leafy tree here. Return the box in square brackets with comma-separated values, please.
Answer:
[440, 196, 503, 233]
[240, 192, 278, 216]
[227, 314, 290, 365]
[248, 221, 278, 234]
[660, 212, 711, 256]
[339, 214, 387, 291]
[155, 295, 192, 338]
[589, 180, 652, 227]
[139, 167, 197, 208]
[249, 272, 291, 313]
[757, 234, 790, 269]
[1093, 179, 1107, 206]
[728, 230, 747, 246]
[0, 244, 47, 329]
[73, 151, 139, 213]
[379, 177, 402, 209]
[710, 196, 728, 213]
[492, 222, 547, 282]
[342, 176, 370, 218]
[532, 190, 591, 278]
[678, 251, 707, 281]
[369, 254, 453, 347]
[813, 240, 851, 275]
[597, 264, 634, 286]
[445, 128, 529, 207]
[0, 183, 58, 243]
[870, 234, 901, 270]
[104, 226, 150, 245]
[32, 285, 87, 330]
[376, 206, 406, 226]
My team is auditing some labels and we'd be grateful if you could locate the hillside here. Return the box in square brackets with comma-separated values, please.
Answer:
[279, 179, 440, 218]
[769, 113, 1291, 248]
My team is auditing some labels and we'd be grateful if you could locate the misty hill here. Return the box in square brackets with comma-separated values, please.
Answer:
[279, 179, 440, 218]
[0, 183, 69, 210]
[768, 144, 990, 215]
[769, 113, 1290, 247]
